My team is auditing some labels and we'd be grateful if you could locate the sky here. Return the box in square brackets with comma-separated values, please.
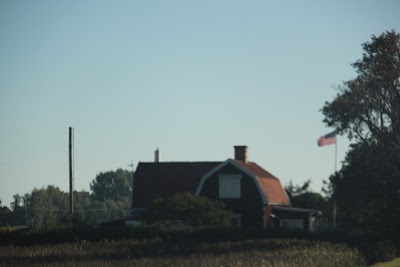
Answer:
[1, 0, 399, 207]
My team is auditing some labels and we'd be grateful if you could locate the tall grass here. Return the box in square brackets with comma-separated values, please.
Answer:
[0, 238, 365, 267]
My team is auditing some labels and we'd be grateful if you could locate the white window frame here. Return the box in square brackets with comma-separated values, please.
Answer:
[219, 174, 241, 198]
[232, 214, 242, 228]
[279, 219, 304, 230]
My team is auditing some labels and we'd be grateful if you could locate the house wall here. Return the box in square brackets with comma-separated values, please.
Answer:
[199, 164, 264, 228]
[271, 209, 311, 231]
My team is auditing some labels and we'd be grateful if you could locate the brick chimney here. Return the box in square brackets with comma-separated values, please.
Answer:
[234, 146, 248, 163]
[155, 148, 160, 163]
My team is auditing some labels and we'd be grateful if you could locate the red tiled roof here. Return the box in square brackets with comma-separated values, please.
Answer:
[234, 160, 291, 206]
[132, 162, 222, 208]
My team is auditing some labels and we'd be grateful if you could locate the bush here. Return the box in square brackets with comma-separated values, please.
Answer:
[366, 240, 396, 264]
[141, 192, 233, 229]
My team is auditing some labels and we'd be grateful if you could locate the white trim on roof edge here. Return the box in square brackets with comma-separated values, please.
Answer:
[195, 159, 268, 205]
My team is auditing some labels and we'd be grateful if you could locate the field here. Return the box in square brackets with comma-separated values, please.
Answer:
[3, 226, 399, 266]
[371, 258, 400, 267]
[0, 237, 365, 267]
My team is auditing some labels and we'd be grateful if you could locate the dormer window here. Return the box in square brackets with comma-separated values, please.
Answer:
[219, 174, 241, 198]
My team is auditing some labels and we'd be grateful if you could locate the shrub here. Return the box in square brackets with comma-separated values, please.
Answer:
[141, 192, 233, 229]
[366, 240, 396, 264]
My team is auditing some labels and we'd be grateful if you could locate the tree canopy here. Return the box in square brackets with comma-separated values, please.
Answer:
[285, 180, 330, 220]
[90, 169, 132, 202]
[322, 30, 400, 235]
[322, 30, 400, 147]
[1, 169, 133, 229]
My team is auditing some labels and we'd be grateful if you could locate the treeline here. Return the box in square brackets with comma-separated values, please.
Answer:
[0, 169, 132, 228]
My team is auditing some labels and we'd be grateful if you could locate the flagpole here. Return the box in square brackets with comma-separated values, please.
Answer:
[333, 139, 337, 231]
[317, 131, 338, 231]
[335, 138, 337, 172]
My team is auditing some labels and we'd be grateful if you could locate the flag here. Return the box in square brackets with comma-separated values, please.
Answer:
[318, 131, 336, 147]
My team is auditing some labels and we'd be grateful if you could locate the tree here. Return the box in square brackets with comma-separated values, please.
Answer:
[88, 169, 133, 225]
[321, 30, 400, 235]
[0, 198, 13, 226]
[10, 194, 23, 211]
[9, 193, 29, 226]
[322, 30, 400, 147]
[334, 142, 400, 234]
[90, 169, 132, 202]
[29, 186, 68, 229]
[285, 180, 330, 220]
[285, 179, 312, 199]
[141, 192, 233, 228]
[72, 190, 92, 225]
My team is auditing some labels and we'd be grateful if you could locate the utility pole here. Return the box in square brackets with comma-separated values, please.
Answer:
[128, 161, 134, 208]
[24, 198, 28, 227]
[69, 127, 74, 215]
[333, 139, 338, 231]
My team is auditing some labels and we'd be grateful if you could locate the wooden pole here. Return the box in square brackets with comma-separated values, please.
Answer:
[129, 161, 134, 209]
[333, 140, 337, 231]
[69, 127, 73, 215]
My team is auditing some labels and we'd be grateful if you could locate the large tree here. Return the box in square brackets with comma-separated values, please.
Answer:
[90, 169, 132, 202]
[322, 30, 400, 234]
[322, 30, 400, 147]
[29, 186, 68, 229]
[335, 142, 400, 234]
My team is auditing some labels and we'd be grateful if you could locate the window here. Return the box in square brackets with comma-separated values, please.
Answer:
[279, 219, 304, 230]
[219, 174, 241, 198]
[232, 214, 242, 228]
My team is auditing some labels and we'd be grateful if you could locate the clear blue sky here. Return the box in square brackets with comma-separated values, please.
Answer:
[1, 1, 399, 207]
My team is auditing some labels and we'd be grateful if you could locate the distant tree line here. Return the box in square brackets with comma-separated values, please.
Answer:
[0, 169, 132, 229]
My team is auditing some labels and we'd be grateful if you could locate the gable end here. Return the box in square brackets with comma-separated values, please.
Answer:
[195, 159, 268, 205]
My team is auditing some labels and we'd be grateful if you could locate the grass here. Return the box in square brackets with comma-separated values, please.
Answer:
[4, 226, 400, 266]
[0, 225, 27, 233]
[0, 238, 365, 267]
[370, 257, 400, 267]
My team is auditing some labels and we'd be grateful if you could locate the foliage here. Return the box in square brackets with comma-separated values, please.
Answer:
[321, 30, 400, 235]
[0, 206, 12, 226]
[335, 142, 400, 235]
[141, 192, 233, 228]
[285, 179, 311, 199]
[3, 169, 132, 229]
[367, 240, 397, 263]
[0, 237, 365, 267]
[285, 180, 330, 221]
[7, 193, 30, 226]
[90, 169, 132, 201]
[29, 186, 69, 229]
[322, 30, 400, 147]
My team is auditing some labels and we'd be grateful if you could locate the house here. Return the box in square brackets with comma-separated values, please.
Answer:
[128, 146, 319, 231]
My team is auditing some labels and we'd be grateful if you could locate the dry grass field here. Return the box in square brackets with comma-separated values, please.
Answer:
[0, 238, 365, 267]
